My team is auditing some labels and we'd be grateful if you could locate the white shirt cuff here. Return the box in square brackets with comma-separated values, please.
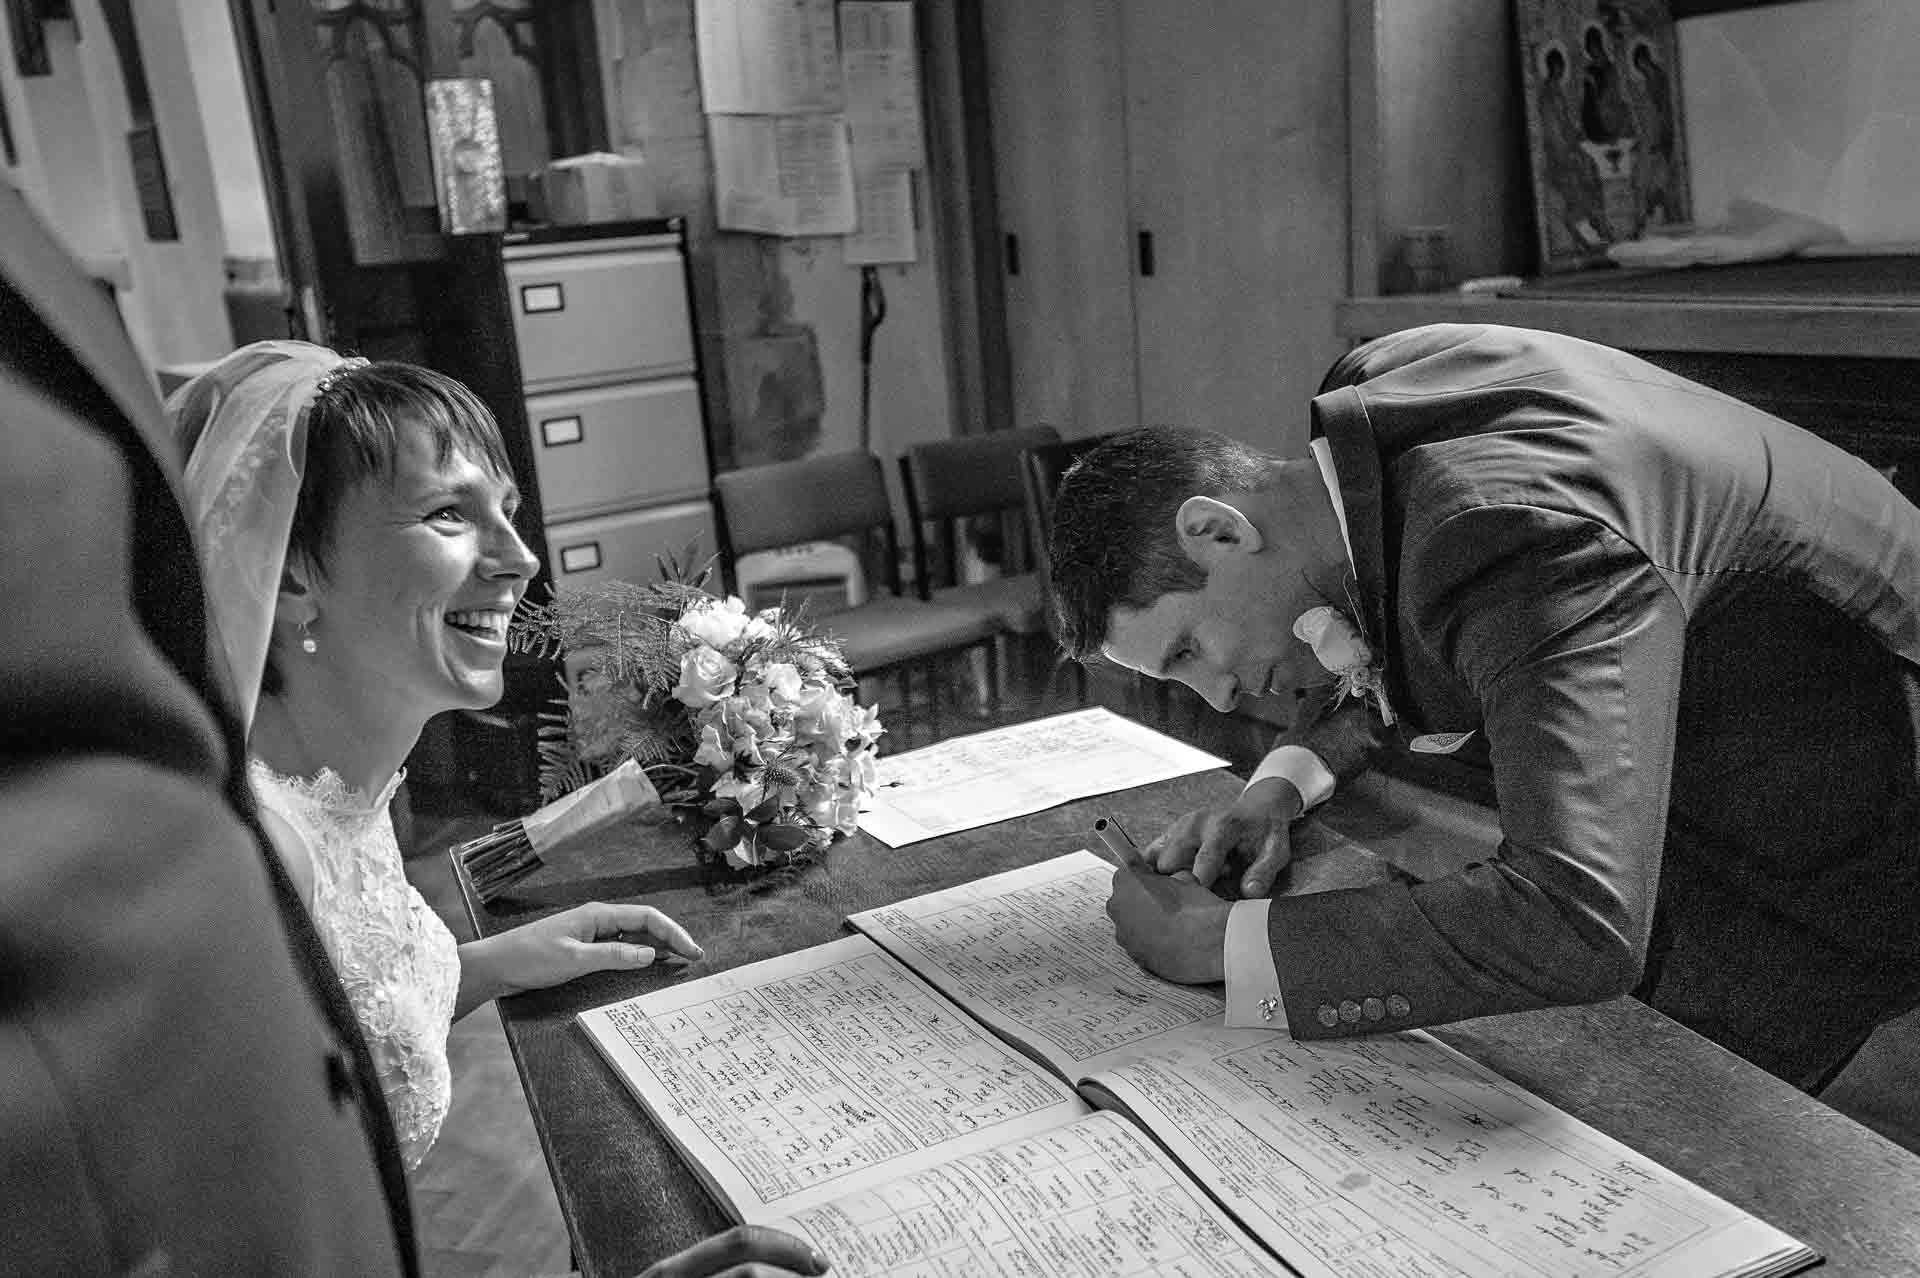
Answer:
[1223, 898, 1285, 1028]
[1246, 745, 1337, 811]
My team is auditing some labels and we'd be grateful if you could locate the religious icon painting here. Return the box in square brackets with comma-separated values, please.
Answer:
[1515, 0, 1692, 273]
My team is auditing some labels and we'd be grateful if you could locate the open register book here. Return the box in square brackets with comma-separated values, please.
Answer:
[578, 851, 1816, 1278]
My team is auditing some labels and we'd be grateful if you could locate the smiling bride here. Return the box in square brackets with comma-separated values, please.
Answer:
[169, 341, 707, 1170]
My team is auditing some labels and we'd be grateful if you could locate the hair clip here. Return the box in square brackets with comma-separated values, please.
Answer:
[313, 356, 371, 399]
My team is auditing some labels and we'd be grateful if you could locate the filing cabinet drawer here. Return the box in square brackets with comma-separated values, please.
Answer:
[528, 377, 707, 521]
[545, 500, 716, 592]
[506, 245, 693, 388]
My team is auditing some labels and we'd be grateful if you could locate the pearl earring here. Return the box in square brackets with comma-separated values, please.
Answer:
[299, 621, 317, 655]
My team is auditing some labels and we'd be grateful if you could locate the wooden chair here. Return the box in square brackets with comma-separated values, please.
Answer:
[898, 424, 1060, 695]
[713, 451, 1001, 744]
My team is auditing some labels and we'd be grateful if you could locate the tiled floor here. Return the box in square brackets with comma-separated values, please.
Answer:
[400, 644, 1920, 1277]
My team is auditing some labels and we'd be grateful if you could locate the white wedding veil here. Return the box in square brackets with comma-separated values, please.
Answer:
[170, 340, 365, 733]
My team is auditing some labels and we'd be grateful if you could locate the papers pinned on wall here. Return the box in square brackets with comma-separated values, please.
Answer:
[697, 0, 923, 253]
[844, 168, 916, 265]
[710, 114, 857, 237]
[695, 0, 843, 114]
[840, 1, 924, 171]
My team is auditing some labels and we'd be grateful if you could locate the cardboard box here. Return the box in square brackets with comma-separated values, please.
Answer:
[544, 151, 660, 226]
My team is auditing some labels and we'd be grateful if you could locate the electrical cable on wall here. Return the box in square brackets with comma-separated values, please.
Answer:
[857, 264, 887, 453]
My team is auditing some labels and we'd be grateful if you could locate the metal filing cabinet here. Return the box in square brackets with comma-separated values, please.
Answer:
[498, 221, 716, 593]
[419, 218, 717, 808]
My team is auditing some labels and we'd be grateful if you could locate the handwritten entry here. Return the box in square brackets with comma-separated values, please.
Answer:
[578, 936, 1086, 1220]
[768, 1112, 1294, 1277]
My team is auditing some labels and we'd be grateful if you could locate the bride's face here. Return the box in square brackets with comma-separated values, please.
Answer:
[300, 426, 538, 719]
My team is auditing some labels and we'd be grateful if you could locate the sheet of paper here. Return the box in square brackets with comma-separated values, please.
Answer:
[857, 708, 1228, 846]
[850, 851, 1228, 1080]
[577, 935, 1089, 1221]
[710, 114, 856, 236]
[838, 1, 924, 171]
[843, 168, 916, 264]
[1090, 1031, 1814, 1278]
[765, 1110, 1296, 1278]
[695, 0, 843, 114]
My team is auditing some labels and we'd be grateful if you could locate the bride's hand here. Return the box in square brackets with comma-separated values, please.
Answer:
[456, 902, 703, 1014]
[636, 1224, 830, 1277]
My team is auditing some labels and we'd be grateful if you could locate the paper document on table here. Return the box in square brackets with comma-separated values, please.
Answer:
[762, 1110, 1295, 1278]
[576, 935, 1086, 1221]
[850, 851, 1227, 1078]
[857, 708, 1227, 846]
[1087, 1030, 1817, 1278]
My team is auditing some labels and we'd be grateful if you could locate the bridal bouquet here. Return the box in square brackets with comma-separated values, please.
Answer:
[510, 558, 884, 872]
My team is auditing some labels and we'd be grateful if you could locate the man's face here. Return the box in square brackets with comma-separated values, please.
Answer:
[1101, 520, 1329, 713]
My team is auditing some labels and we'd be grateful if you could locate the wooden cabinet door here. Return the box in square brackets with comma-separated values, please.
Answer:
[980, 0, 1138, 441]
[981, 1, 1350, 455]
[1122, 0, 1349, 455]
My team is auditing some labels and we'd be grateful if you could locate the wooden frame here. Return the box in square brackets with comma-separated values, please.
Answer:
[1516, 0, 1690, 273]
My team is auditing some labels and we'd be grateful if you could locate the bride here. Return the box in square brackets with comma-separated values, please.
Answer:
[172, 342, 700, 1168]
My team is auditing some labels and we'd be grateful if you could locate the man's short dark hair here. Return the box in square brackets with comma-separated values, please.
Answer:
[1047, 427, 1274, 660]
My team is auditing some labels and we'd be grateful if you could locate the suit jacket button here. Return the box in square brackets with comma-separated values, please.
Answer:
[1385, 994, 1411, 1018]
[1315, 1003, 1340, 1028]
[1362, 997, 1385, 1022]
[325, 1049, 358, 1110]
[1337, 999, 1362, 1023]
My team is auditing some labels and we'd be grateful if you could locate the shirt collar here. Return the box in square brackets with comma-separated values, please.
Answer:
[1308, 436, 1357, 577]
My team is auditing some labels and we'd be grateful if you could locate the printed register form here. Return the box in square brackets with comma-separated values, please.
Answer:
[857, 708, 1227, 846]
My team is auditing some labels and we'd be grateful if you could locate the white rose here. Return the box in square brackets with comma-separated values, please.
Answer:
[672, 645, 738, 707]
[1291, 605, 1373, 676]
[760, 661, 803, 703]
[678, 596, 752, 650]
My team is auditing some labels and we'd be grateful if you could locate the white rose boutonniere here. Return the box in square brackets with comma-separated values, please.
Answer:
[1292, 605, 1394, 725]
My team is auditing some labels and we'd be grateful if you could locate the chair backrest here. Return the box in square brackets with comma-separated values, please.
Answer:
[899, 424, 1060, 596]
[1020, 434, 1114, 624]
[712, 451, 902, 594]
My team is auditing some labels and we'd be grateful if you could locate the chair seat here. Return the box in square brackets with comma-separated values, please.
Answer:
[932, 572, 1044, 634]
[817, 596, 1000, 673]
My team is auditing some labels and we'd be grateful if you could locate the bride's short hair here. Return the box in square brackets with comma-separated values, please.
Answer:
[288, 361, 514, 574]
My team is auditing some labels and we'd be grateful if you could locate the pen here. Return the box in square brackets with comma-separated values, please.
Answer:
[1093, 815, 1137, 863]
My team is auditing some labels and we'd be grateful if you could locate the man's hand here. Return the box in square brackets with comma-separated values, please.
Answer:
[1106, 842, 1234, 984]
[636, 1224, 829, 1277]
[1144, 777, 1303, 897]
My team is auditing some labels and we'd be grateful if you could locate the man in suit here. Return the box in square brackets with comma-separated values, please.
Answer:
[0, 177, 418, 1273]
[1049, 323, 1920, 1092]
[0, 183, 832, 1277]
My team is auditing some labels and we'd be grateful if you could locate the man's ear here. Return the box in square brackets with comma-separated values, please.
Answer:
[1174, 495, 1263, 567]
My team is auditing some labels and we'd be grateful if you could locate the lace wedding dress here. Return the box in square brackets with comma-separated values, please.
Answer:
[250, 760, 460, 1170]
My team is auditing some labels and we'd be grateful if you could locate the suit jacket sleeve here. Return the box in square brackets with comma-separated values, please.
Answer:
[1272, 503, 1683, 1037]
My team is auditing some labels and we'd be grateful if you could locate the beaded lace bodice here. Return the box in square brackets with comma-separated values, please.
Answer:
[250, 759, 459, 1170]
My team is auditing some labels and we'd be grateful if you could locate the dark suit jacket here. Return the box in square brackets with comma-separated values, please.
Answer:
[0, 184, 416, 1275]
[1269, 323, 1920, 1038]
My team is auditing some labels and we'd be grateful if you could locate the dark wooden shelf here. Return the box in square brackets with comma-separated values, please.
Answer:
[1339, 257, 1920, 360]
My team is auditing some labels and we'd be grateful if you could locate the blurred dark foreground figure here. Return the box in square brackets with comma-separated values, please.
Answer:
[0, 182, 826, 1278]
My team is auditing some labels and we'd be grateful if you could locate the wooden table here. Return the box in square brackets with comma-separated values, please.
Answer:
[455, 764, 1920, 1278]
